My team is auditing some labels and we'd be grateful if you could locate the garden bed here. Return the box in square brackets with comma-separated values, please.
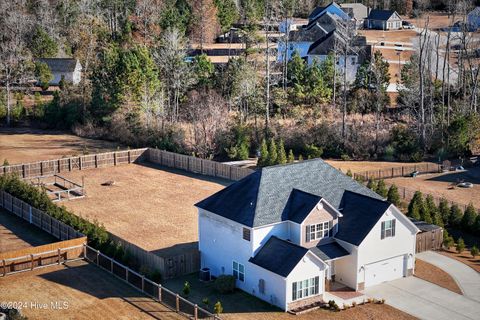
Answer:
[415, 259, 463, 294]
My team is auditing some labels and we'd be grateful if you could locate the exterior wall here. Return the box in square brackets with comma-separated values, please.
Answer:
[301, 201, 339, 248]
[247, 263, 287, 310]
[308, 55, 359, 83]
[251, 222, 289, 255]
[357, 206, 417, 288]
[198, 209, 253, 279]
[277, 41, 312, 62]
[50, 69, 81, 85]
[286, 252, 326, 310]
[331, 239, 358, 289]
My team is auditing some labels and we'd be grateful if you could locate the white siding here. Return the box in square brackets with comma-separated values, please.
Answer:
[247, 263, 287, 309]
[307, 55, 359, 83]
[332, 239, 358, 288]
[252, 223, 289, 255]
[286, 252, 326, 305]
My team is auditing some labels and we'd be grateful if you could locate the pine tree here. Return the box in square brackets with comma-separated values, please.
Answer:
[346, 169, 353, 178]
[287, 149, 295, 163]
[298, 154, 303, 161]
[456, 237, 465, 253]
[267, 138, 278, 166]
[258, 139, 268, 167]
[462, 203, 477, 232]
[376, 180, 388, 198]
[438, 198, 450, 226]
[423, 195, 436, 224]
[277, 139, 287, 164]
[449, 204, 463, 227]
[367, 179, 377, 191]
[475, 215, 480, 235]
[387, 185, 401, 206]
[408, 191, 423, 220]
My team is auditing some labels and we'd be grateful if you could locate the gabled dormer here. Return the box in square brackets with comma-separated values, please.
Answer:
[282, 189, 342, 248]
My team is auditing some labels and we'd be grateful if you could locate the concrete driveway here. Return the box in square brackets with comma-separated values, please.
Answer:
[364, 276, 480, 320]
[417, 251, 480, 302]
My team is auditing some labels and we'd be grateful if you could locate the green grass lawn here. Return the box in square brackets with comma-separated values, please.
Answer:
[164, 273, 282, 314]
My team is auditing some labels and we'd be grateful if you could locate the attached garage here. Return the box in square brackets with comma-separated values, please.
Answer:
[364, 255, 406, 287]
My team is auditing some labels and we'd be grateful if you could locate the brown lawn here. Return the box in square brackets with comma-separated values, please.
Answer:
[386, 169, 480, 208]
[359, 29, 417, 44]
[0, 127, 120, 165]
[414, 259, 462, 295]
[0, 210, 56, 253]
[440, 248, 480, 273]
[325, 160, 435, 174]
[405, 12, 463, 29]
[0, 260, 182, 320]
[60, 163, 228, 255]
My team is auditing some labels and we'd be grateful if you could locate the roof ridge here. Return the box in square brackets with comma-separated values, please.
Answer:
[343, 189, 389, 204]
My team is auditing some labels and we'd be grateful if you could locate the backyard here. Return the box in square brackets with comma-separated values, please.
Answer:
[0, 260, 182, 320]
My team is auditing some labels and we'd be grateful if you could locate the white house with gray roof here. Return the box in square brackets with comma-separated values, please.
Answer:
[38, 58, 82, 85]
[196, 159, 419, 311]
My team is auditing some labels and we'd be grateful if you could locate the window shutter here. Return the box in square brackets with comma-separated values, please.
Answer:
[314, 276, 319, 294]
[305, 225, 310, 242]
[392, 219, 396, 237]
[292, 282, 297, 301]
[381, 221, 385, 239]
[328, 220, 333, 237]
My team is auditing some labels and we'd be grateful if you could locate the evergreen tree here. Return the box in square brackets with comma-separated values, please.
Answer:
[298, 154, 303, 161]
[420, 199, 432, 224]
[346, 169, 353, 178]
[367, 179, 377, 191]
[438, 198, 450, 225]
[214, 0, 239, 32]
[277, 139, 287, 164]
[462, 203, 477, 232]
[408, 191, 423, 220]
[449, 204, 463, 227]
[287, 149, 295, 163]
[267, 137, 278, 166]
[475, 215, 480, 235]
[471, 246, 479, 258]
[456, 237, 465, 253]
[387, 184, 401, 206]
[29, 26, 58, 58]
[258, 138, 268, 167]
[423, 195, 436, 224]
[34, 61, 53, 91]
[376, 180, 388, 198]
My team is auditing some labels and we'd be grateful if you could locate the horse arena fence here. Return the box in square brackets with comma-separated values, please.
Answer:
[26, 174, 85, 202]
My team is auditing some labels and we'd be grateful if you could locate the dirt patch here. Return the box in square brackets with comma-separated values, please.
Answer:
[0, 260, 182, 320]
[386, 169, 480, 208]
[358, 30, 417, 44]
[0, 210, 57, 253]
[325, 160, 434, 174]
[405, 12, 463, 30]
[440, 248, 480, 273]
[415, 259, 462, 295]
[60, 163, 228, 255]
[0, 127, 120, 165]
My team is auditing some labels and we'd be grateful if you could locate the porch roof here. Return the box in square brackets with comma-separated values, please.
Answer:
[310, 241, 350, 261]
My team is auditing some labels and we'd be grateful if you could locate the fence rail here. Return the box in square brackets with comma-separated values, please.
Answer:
[353, 163, 442, 181]
[84, 245, 219, 320]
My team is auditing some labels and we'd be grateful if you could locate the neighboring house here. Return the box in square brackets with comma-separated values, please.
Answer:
[309, 2, 351, 23]
[340, 3, 370, 28]
[196, 159, 419, 311]
[365, 9, 402, 30]
[307, 31, 370, 83]
[37, 58, 82, 85]
[467, 7, 480, 31]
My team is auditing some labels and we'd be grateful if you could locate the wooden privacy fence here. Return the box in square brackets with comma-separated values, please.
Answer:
[353, 162, 442, 181]
[148, 149, 254, 181]
[416, 228, 444, 253]
[0, 148, 148, 179]
[108, 233, 200, 280]
[0, 239, 86, 276]
[84, 245, 220, 320]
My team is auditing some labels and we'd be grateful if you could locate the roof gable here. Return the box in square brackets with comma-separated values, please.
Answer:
[310, 241, 350, 261]
[335, 191, 391, 245]
[309, 2, 350, 22]
[367, 9, 398, 21]
[37, 58, 80, 72]
[282, 189, 322, 223]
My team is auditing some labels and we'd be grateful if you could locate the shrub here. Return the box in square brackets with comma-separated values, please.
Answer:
[457, 237, 465, 253]
[444, 236, 455, 249]
[387, 185, 401, 206]
[304, 144, 323, 159]
[328, 300, 340, 311]
[408, 191, 423, 220]
[202, 297, 210, 306]
[257, 139, 268, 167]
[376, 180, 388, 198]
[267, 138, 278, 166]
[183, 281, 191, 296]
[277, 139, 287, 164]
[214, 275, 235, 294]
[366, 179, 377, 191]
[462, 203, 477, 232]
[213, 301, 223, 314]
[471, 246, 479, 258]
[2, 159, 9, 166]
[224, 125, 250, 160]
[449, 204, 463, 227]
[346, 169, 353, 178]
[439, 198, 450, 224]
[287, 149, 295, 163]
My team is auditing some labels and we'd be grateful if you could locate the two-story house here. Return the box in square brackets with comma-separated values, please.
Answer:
[196, 159, 419, 311]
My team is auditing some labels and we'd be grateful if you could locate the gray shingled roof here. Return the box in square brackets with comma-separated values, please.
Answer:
[310, 241, 350, 261]
[248, 236, 309, 277]
[367, 9, 397, 21]
[196, 158, 383, 228]
[409, 218, 442, 232]
[37, 58, 78, 72]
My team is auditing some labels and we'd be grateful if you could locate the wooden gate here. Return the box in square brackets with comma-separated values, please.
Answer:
[416, 228, 444, 253]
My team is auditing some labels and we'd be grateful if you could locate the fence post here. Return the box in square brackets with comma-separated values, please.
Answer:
[95, 155, 98, 168]
[96, 250, 100, 265]
[114, 152, 117, 166]
[31, 254, 34, 270]
[58, 248, 61, 265]
[158, 284, 162, 302]
[40, 162, 43, 176]
[126, 268, 129, 282]
[58, 159, 61, 173]
[128, 151, 131, 163]
[176, 294, 180, 312]
[69, 158, 72, 171]
[22, 164, 25, 178]
[402, 166, 404, 176]
[83, 244, 87, 259]
[2, 259, 5, 276]
[111, 257, 113, 273]
[194, 304, 198, 320]
[29, 205, 32, 224]
[142, 276, 145, 291]
[79, 157, 82, 170]
[391, 167, 394, 178]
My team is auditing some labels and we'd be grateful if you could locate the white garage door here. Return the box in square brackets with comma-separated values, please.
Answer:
[365, 255, 405, 287]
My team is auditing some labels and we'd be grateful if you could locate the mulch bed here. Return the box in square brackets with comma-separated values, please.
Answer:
[415, 259, 463, 295]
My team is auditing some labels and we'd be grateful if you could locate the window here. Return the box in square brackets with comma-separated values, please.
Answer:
[242, 227, 251, 241]
[258, 279, 265, 294]
[381, 219, 396, 239]
[306, 221, 332, 242]
[292, 277, 319, 301]
[233, 261, 245, 282]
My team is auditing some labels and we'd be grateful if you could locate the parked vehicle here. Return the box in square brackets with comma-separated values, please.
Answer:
[402, 21, 415, 29]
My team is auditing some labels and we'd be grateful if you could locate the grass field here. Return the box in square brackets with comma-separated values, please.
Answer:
[0, 260, 182, 320]
[60, 163, 228, 255]
[0, 127, 120, 165]
[325, 160, 434, 174]
[386, 168, 480, 208]
[0, 210, 57, 253]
